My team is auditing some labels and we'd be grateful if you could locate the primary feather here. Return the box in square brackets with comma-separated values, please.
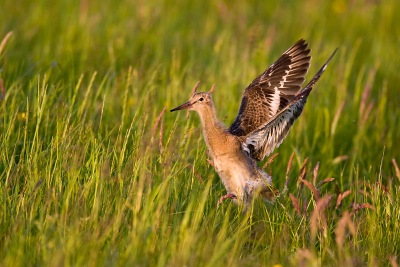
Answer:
[241, 48, 338, 161]
[229, 39, 312, 138]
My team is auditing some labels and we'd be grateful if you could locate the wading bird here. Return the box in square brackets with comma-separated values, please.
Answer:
[171, 39, 336, 209]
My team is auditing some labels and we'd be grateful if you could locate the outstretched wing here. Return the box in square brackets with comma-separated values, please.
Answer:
[229, 39, 311, 137]
[241, 49, 337, 161]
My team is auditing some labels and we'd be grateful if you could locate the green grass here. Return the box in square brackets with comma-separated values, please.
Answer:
[1, 0, 400, 266]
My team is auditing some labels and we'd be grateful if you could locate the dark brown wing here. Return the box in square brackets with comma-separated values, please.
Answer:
[229, 39, 311, 137]
[241, 49, 337, 161]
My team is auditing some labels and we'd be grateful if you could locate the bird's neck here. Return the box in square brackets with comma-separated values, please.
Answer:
[196, 105, 229, 156]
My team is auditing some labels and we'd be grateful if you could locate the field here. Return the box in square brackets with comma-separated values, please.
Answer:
[1, 0, 400, 266]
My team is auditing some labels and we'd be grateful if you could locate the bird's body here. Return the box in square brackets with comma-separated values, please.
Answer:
[193, 101, 275, 205]
[171, 39, 336, 208]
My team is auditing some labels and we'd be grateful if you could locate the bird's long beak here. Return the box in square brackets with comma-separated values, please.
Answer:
[170, 101, 192, 112]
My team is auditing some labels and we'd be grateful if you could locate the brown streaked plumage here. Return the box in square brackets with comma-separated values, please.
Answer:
[171, 39, 336, 209]
[229, 39, 311, 138]
[241, 50, 337, 161]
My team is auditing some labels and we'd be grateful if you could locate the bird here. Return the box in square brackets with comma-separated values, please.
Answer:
[171, 39, 336, 209]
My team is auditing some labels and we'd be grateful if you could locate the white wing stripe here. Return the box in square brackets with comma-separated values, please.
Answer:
[242, 99, 306, 160]
[268, 89, 281, 116]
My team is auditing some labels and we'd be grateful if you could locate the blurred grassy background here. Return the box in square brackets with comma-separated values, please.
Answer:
[1, 0, 400, 266]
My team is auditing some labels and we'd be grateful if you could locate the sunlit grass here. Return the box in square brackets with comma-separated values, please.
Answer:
[0, 0, 399, 266]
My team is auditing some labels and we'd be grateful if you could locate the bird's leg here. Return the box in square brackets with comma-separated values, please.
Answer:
[217, 193, 237, 208]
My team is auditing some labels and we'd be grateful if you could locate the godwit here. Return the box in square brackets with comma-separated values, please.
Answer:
[171, 39, 336, 208]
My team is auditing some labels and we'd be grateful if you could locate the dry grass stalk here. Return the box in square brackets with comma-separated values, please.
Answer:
[294, 248, 314, 267]
[80, 0, 89, 20]
[302, 179, 319, 201]
[289, 193, 301, 216]
[350, 203, 375, 216]
[33, 179, 43, 193]
[284, 152, 295, 187]
[316, 178, 335, 188]
[361, 101, 374, 126]
[332, 155, 349, 165]
[187, 81, 200, 119]
[217, 193, 237, 208]
[297, 157, 309, 185]
[334, 183, 341, 196]
[186, 164, 204, 183]
[359, 84, 370, 116]
[0, 78, 4, 100]
[0, 31, 13, 56]
[331, 100, 345, 136]
[6, 164, 19, 186]
[286, 152, 295, 176]
[303, 197, 308, 215]
[357, 189, 371, 198]
[152, 106, 167, 141]
[279, 202, 292, 219]
[335, 190, 351, 209]
[313, 162, 320, 185]
[206, 159, 215, 168]
[377, 182, 392, 200]
[310, 194, 334, 240]
[159, 119, 164, 152]
[392, 159, 400, 183]
[262, 153, 279, 170]
[335, 211, 356, 249]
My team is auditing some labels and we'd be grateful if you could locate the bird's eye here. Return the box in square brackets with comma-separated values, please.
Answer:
[199, 98, 204, 101]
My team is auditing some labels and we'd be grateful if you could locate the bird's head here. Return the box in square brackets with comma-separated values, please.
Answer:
[170, 82, 215, 113]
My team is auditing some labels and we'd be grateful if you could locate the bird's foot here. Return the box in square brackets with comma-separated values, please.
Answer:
[217, 193, 237, 208]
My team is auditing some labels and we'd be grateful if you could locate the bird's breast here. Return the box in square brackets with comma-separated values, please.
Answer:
[213, 153, 255, 195]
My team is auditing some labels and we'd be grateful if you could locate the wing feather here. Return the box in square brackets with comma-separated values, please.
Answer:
[241, 49, 337, 161]
[229, 39, 312, 137]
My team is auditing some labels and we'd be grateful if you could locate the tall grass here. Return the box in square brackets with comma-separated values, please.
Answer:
[0, 0, 399, 265]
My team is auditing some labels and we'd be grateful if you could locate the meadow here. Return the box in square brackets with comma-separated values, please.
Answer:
[1, 0, 400, 266]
